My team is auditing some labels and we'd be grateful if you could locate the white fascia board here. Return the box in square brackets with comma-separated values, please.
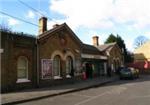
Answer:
[81, 53, 107, 60]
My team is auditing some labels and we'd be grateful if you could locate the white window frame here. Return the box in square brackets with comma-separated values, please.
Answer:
[66, 56, 73, 78]
[53, 55, 62, 79]
[16, 56, 30, 83]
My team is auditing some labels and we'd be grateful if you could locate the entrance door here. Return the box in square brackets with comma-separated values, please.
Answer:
[85, 63, 93, 78]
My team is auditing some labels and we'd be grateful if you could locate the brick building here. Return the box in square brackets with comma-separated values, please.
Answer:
[1, 17, 123, 92]
[1, 31, 37, 92]
[91, 36, 123, 73]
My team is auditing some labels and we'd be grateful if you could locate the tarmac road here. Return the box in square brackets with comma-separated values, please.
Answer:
[17, 75, 150, 105]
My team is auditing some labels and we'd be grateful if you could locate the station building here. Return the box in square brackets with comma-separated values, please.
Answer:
[1, 17, 123, 92]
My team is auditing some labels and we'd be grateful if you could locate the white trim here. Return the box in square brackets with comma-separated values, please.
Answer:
[51, 50, 63, 60]
[0, 49, 4, 53]
[16, 79, 31, 83]
[81, 53, 107, 60]
[104, 62, 107, 74]
[54, 76, 62, 79]
[66, 74, 71, 78]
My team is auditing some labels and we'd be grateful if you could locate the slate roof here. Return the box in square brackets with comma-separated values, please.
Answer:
[38, 22, 108, 56]
[82, 44, 103, 55]
[97, 42, 116, 52]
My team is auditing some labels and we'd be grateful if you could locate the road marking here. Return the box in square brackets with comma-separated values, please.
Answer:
[129, 95, 150, 99]
[74, 86, 128, 105]
[72, 93, 92, 98]
[74, 92, 109, 105]
[108, 86, 127, 95]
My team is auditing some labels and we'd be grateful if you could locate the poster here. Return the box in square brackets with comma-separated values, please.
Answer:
[41, 59, 53, 79]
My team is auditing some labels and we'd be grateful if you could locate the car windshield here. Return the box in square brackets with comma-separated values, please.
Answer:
[121, 68, 130, 72]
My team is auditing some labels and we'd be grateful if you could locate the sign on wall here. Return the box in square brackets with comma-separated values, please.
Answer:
[41, 59, 53, 79]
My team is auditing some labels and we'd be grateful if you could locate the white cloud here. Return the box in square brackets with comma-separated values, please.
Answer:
[47, 19, 64, 29]
[8, 18, 19, 26]
[27, 10, 35, 19]
[50, 0, 150, 30]
[144, 32, 150, 39]
[126, 39, 134, 51]
[50, 0, 114, 30]
[49, 0, 150, 51]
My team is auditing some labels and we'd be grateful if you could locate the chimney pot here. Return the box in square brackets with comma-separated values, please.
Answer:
[92, 36, 99, 46]
[38, 17, 47, 34]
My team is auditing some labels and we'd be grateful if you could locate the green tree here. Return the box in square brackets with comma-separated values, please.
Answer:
[0, 21, 12, 32]
[104, 34, 117, 44]
[105, 34, 133, 63]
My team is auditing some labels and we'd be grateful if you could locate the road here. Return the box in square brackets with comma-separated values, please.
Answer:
[17, 75, 150, 105]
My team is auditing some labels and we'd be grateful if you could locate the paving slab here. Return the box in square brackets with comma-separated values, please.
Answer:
[1, 76, 118, 105]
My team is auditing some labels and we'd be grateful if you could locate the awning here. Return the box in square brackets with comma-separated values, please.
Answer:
[81, 53, 107, 60]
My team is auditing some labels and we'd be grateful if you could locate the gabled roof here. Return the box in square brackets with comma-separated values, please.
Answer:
[97, 42, 116, 52]
[82, 43, 103, 55]
[38, 23, 83, 45]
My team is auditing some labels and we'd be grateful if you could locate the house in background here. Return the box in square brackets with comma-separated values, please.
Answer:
[133, 41, 150, 72]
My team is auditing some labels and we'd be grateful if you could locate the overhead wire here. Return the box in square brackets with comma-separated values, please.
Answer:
[0, 11, 38, 27]
[0, 0, 58, 27]
[18, 0, 45, 17]
[18, 0, 57, 23]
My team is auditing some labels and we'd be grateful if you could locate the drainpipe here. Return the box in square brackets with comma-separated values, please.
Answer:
[0, 34, 4, 73]
[36, 38, 39, 87]
[0, 34, 1, 74]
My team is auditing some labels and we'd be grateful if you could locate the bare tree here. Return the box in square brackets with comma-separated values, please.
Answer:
[0, 22, 11, 32]
[133, 35, 149, 49]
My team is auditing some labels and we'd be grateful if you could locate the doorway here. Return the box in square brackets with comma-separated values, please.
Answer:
[85, 63, 93, 78]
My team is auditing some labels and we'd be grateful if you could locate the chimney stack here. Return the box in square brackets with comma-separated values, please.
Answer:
[92, 36, 99, 46]
[38, 17, 47, 34]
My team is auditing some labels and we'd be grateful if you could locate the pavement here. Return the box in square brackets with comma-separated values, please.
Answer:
[1, 76, 119, 105]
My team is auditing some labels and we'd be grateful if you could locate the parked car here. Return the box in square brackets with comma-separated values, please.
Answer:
[128, 67, 139, 78]
[119, 67, 139, 79]
[116, 66, 124, 75]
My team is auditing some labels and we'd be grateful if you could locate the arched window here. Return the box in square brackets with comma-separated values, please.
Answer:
[17, 56, 28, 79]
[66, 56, 73, 76]
[53, 55, 61, 76]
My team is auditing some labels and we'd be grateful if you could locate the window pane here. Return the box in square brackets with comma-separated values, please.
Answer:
[53, 55, 60, 76]
[18, 69, 27, 78]
[17, 57, 28, 79]
[66, 56, 72, 74]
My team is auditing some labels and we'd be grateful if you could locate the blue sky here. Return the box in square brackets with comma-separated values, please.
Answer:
[0, 0, 150, 51]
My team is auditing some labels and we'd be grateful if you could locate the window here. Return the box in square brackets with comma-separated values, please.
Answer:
[17, 56, 30, 83]
[53, 55, 61, 77]
[66, 56, 73, 78]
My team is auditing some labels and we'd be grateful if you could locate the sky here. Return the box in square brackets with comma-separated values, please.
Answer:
[0, 0, 150, 52]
